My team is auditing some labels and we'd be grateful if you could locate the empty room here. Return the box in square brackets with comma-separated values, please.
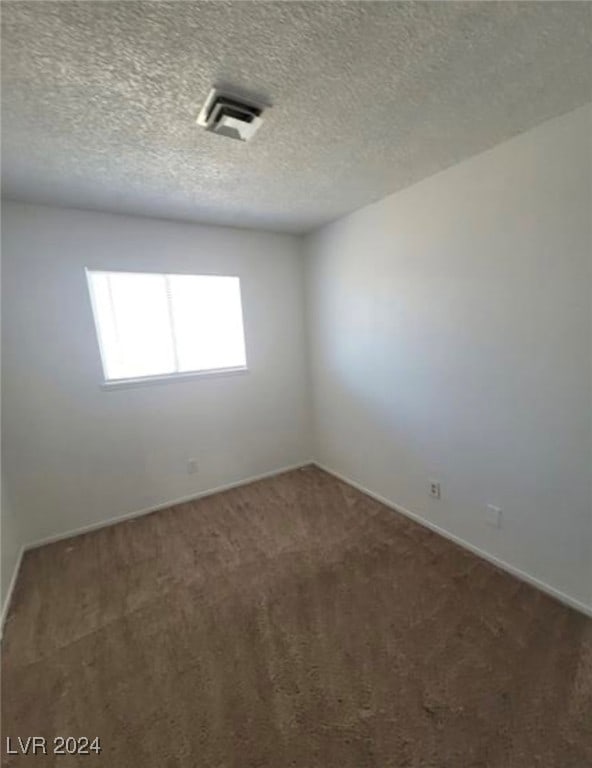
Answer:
[1, 1, 591, 765]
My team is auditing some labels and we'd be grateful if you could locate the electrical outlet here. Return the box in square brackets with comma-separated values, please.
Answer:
[187, 459, 198, 475]
[486, 504, 502, 528]
[429, 480, 441, 499]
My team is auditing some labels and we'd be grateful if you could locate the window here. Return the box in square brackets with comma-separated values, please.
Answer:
[86, 271, 247, 384]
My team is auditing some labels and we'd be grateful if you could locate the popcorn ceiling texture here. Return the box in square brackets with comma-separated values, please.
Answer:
[1, 1, 591, 233]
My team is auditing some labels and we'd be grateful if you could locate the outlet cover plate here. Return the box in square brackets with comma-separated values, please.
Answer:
[486, 504, 502, 528]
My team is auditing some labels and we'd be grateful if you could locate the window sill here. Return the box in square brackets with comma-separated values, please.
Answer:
[100, 367, 249, 390]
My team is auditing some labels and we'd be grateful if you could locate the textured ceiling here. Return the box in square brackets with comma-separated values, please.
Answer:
[2, 1, 591, 233]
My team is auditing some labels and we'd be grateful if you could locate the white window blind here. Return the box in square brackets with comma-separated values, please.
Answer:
[86, 271, 247, 383]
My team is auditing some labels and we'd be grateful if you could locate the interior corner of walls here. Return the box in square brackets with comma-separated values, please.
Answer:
[2, 203, 313, 545]
[1, 544, 25, 638]
[1, 475, 26, 626]
[300, 239, 318, 462]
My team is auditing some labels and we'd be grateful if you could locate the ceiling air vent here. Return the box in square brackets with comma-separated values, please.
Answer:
[196, 87, 268, 142]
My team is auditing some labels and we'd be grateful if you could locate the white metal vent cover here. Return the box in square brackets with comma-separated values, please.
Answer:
[196, 87, 268, 142]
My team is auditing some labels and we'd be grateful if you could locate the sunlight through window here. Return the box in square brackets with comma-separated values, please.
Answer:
[86, 271, 247, 382]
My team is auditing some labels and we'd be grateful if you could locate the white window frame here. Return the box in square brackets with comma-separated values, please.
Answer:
[85, 269, 249, 389]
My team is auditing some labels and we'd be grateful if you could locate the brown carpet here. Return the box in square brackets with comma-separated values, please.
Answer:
[2, 466, 591, 767]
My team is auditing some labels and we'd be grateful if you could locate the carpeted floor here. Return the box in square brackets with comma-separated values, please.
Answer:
[2, 466, 591, 767]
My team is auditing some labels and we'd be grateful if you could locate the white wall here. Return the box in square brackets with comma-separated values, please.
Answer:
[306, 104, 592, 610]
[2, 203, 311, 545]
[1, 252, 24, 622]
[1, 476, 23, 621]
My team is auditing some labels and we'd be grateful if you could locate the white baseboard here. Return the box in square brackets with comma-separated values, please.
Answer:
[3, 459, 588, 638]
[314, 462, 592, 619]
[26, 461, 313, 550]
[1, 545, 25, 640]
[1, 461, 312, 638]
